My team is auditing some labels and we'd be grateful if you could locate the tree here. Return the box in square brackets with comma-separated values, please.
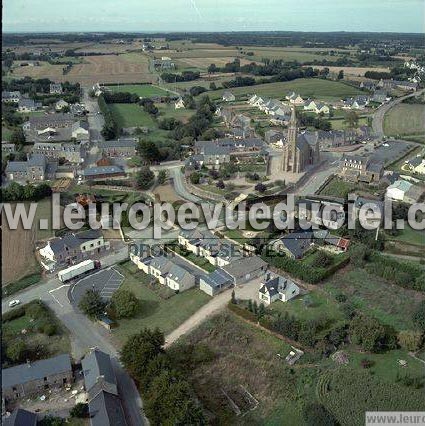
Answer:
[349, 243, 370, 267]
[303, 403, 338, 426]
[70, 403, 89, 418]
[247, 299, 253, 312]
[78, 289, 106, 319]
[38, 416, 64, 426]
[136, 167, 155, 190]
[10, 128, 26, 145]
[253, 300, 258, 315]
[209, 82, 217, 90]
[111, 289, 139, 319]
[231, 290, 236, 304]
[137, 140, 161, 164]
[255, 182, 267, 193]
[344, 110, 359, 128]
[337, 69, 344, 80]
[157, 170, 167, 185]
[6, 339, 27, 362]
[189, 171, 201, 184]
[398, 330, 423, 351]
[313, 251, 332, 268]
[121, 328, 165, 380]
[182, 94, 196, 109]
[216, 180, 225, 189]
[258, 302, 266, 319]
[412, 300, 425, 331]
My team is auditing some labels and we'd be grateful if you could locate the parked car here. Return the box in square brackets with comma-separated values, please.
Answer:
[8, 300, 20, 307]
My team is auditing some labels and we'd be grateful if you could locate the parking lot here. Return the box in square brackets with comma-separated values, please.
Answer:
[70, 268, 124, 305]
[371, 140, 414, 165]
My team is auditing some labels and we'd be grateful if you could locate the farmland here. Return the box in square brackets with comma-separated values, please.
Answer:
[111, 261, 211, 346]
[108, 103, 156, 128]
[106, 83, 173, 97]
[204, 78, 364, 101]
[1, 199, 59, 285]
[384, 103, 425, 137]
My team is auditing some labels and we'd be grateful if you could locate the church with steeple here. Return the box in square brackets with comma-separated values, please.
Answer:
[281, 107, 320, 173]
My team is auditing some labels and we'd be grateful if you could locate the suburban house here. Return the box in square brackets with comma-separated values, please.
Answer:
[360, 81, 376, 91]
[406, 157, 425, 175]
[377, 79, 418, 91]
[342, 96, 369, 110]
[55, 99, 69, 111]
[3, 408, 37, 426]
[82, 165, 126, 180]
[199, 268, 234, 296]
[269, 231, 314, 259]
[165, 263, 196, 291]
[17, 98, 42, 113]
[50, 83, 63, 94]
[258, 274, 300, 305]
[5, 154, 57, 182]
[303, 100, 330, 115]
[70, 103, 87, 116]
[39, 229, 109, 265]
[221, 255, 268, 285]
[99, 138, 137, 157]
[175, 97, 185, 109]
[222, 91, 236, 102]
[2, 90, 21, 103]
[2, 354, 73, 402]
[286, 92, 305, 106]
[386, 180, 424, 204]
[149, 256, 175, 284]
[339, 155, 384, 183]
[372, 90, 389, 104]
[82, 349, 127, 426]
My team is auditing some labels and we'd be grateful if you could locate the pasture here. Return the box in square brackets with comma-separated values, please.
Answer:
[205, 78, 364, 101]
[108, 103, 156, 128]
[384, 103, 425, 137]
[106, 83, 172, 97]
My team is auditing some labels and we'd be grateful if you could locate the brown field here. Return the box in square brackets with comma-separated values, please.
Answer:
[175, 56, 261, 69]
[2, 199, 63, 285]
[170, 48, 239, 59]
[67, 53, 153, 85]
[10, 61, 66, 79]
[74, 41, 143, 54]
[152, 184, 182, 203]
[310, 65, 391, 77]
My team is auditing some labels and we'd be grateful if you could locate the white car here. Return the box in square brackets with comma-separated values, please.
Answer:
[8, 299, 20, 307]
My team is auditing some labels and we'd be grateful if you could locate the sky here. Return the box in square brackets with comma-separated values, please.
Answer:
[3, 0, 425, 33]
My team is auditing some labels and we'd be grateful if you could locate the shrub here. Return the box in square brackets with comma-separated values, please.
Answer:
[398, 330, 423, 351]
[111, 289, 139, 319]
[70, 403, 89, 418]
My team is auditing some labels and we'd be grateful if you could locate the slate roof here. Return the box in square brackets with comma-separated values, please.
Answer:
[3, 408, 37, 426]
[222, 255, 267, 278]
[259, 275, 299, 299]
[2, 354, 72, 389]
[149, 256, 173, 273]
[101, 139, 137, 148]
[387, 180, 413, 193]
[278, 231, 314, 258]
[167, 263, 193, 283]
[82, 349, 117, 395]
[48, 229, 102, 255]
[88, 390, 127, 426]
[201, 268, 234, 289]
[83, 166, 124, 177]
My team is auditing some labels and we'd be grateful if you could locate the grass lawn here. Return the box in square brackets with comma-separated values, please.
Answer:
[318, 176, 377, 198]
[204, 78, 364, 102]
[268, 288, 343, 324]
[2, 126, 14, 141]
[170, 246, 216, 272]
[112, 261, 211, 345]
[330, 117, 368, 130]
[384, 103, 425, 137]
[323, 267, 424, 331]
[156, 103, 194, 121]
[108, 103, 156, 128]
[107, 84, 171, 98]
[386, 224, 425, 246]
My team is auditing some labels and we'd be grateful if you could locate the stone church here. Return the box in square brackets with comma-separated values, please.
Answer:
[281, 108, 320, 173]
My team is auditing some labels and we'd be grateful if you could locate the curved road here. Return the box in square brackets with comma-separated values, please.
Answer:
[372, 88, 425, 139]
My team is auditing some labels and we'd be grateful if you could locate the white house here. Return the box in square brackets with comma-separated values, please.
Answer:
[303, 100, 330, 115]
[222, 91, 235, 102]
[165, 263, 195, 291]
[175, 98, 185, 109]
[55, 99, 69, 111]
[148, 256, 173, 285]
[286, 92, 305, 106]
[258, 274, 300, 305]
[385, 180, 413, 201]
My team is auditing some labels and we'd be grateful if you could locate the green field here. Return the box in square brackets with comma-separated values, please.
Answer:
[318, 176, 377, 198]
[205, 78, 364, 101]
[156, 103, 193, 121]
[108, 103, 156, 128]
[324, 268, 424, 331]
[107, 84, 172, 98]
[112, 261, 211, 345]
[384, 103, 425, 137]
[386, 224, 425, 246]
[330, 117, 369, 130]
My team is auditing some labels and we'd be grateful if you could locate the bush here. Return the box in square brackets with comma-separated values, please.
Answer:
[6, 339, 27, 362]
[70, 403, 89, 418]
[111, 289, 139, 319]
[313, 251, 332, 268]
[398, 330, 423, 351]
[412, 301, 425, 331]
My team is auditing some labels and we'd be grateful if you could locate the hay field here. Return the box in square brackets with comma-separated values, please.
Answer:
[384, 103, 425, 137]
[311, 65, 391, 77]
[10, 61, 66, 80]
[175, 56, 260, 70]
[66, 53, 153, 85]
[2, 199, 59, 285]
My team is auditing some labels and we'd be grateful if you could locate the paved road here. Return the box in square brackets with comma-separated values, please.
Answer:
[372, 89, 425, 139]
[2, 248, 147, 426]
[169, 167, 202, 203]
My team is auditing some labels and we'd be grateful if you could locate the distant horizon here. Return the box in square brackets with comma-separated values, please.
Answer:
[3, 0, 424, 34]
